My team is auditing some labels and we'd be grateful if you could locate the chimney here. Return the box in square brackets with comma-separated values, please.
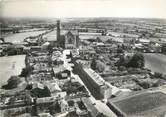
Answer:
[57, 20, 61, 44]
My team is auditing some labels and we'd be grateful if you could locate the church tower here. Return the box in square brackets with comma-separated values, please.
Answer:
[57, 20, 61, 45]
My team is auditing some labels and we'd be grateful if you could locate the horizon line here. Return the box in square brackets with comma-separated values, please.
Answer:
[1, 16, 166, 20]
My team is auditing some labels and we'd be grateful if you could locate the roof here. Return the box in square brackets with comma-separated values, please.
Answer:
[46, 82, 62, 92]
[60, 99, 68, 105]
[32, 82, 44, 89]
[139, 39, 150, 43]
[65, 30, 78, 35]
[105, 82, 120, 95]
[38, 113, 52, 117]
[42, 41, 50, 46]
[84, 68, 105, 86]
[37, 97, 55, 104]
[53, 65, 66, 74]
[76, 59, 90, 67]
[18, 113, 31, 117]
[82, 97, 99, 117]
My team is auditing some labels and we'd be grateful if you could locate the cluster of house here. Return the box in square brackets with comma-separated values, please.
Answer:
[1, 42, 110, 117]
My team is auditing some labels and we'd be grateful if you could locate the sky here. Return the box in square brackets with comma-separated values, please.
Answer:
[0, 0, 166, 19]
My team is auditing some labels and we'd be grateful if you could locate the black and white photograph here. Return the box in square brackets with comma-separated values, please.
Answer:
[0, 0, 166, 116]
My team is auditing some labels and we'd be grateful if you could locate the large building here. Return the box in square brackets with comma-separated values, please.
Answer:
[57, 20, 79, 49]
[74, 60, 112, 99]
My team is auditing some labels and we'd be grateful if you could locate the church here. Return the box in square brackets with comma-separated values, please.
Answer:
[56, 20, 79, 49]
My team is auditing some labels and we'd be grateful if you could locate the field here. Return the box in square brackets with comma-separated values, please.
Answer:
[113, 92, 166, 116]
[0, 55, 25, 87]
[4, 30, 47, 44]
[144, 53, 166, 74]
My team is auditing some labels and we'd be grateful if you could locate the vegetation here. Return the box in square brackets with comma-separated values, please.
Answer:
[161, 44, 166, 54]
[19, 68, 29, 77]
[96, 60, 105, 73]
[19, 66, 34, 77]
[91, 59, 105, 73]
[117, 47, 124, 53]
[3, 45, 17, 56]
[2, 76, 21, 89]
[127, 53, 144, 68]
[48, 102, 61, 115]
[91, 58, 97, 71]
[154, 72, 163, 78]
[68, 100, 74, 106]
[31, 86, 51, 98]
[118, 53, 145, 69]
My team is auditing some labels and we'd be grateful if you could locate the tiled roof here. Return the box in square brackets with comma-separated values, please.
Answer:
[84, 68, 105, 86]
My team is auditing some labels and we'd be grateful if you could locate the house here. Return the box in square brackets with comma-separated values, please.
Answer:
[53, 65, 71, 79]
[59, 99, 69, 112]
[139, 38, 150, 44]
[38, 113, 52, 117]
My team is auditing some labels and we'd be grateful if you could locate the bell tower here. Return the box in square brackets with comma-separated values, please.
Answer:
[57, 20, 61, 45]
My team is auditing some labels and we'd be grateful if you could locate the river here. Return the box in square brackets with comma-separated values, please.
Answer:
[4, 30, 47, 44]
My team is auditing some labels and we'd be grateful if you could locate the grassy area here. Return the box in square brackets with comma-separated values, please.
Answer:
[114, 92, 166, 116]
[144, 53, 166, 74]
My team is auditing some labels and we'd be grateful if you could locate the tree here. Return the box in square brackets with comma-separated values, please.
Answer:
[96, 37, 102, 42]
[154, 72, 163, 78]
[31, 86, 51, 98]
[47, 43, 53, 54]
[2, 76, 21, 89]
[19, 66, 33, 77]
[161, 44, 166, 54]
[117, 55, 130, 68]
[68, 100, 74, 106]
[127, 53, 144, 68]
[20, 68, 29, 77]
[91, 58, 97, 70]
[96, 60, 105, 73]
[117, 46, 124, 53]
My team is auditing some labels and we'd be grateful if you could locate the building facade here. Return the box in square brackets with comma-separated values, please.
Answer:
[74, 60, 112, 99]
[56, 20, 79, 49]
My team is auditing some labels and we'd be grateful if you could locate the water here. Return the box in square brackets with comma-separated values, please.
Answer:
[4, 30, 47, 44]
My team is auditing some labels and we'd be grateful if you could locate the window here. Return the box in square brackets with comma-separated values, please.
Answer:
[68, 38, 73, 44]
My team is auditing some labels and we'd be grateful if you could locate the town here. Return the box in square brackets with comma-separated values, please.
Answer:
[0, 17, 166, 117]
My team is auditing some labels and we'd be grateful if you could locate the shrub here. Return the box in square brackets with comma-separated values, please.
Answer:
[127, 53, 145, 68]
[161, 44, 166, 54]
[2, 76, 21, 89]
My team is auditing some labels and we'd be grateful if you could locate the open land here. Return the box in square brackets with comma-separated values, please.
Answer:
[0, 55, 25, 87]
[113, 92, 166, 116]
[144, 53, 166, 74]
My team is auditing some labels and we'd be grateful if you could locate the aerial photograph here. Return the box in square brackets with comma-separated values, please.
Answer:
[0, 0, 166, 117]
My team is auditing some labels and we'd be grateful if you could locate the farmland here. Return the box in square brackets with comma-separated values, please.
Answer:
[113, 92, 166, 116]
[144, 53, 166, 74]
[0, 55, 25, 88]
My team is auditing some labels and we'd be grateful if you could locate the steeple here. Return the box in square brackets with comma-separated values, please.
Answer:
[57, 20, 61, 44]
